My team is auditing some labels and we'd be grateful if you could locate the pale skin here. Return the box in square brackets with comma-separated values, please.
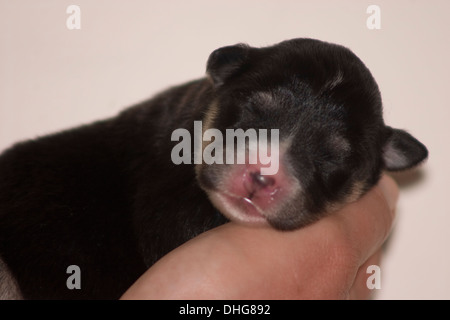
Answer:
[121, 174, 398, 300]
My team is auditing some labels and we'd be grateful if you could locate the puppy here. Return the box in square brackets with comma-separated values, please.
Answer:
[0, 38, 428, 299]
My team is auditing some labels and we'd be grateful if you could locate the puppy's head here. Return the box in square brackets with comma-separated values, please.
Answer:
[196, 38, 428, 230]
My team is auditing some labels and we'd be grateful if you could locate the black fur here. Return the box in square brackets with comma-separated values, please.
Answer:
[0, 38, 428, 299]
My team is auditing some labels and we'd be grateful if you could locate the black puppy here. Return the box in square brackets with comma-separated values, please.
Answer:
[0, 38, 427, 299]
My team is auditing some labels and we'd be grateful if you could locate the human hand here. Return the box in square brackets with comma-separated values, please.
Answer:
[121, 174, 398, 300]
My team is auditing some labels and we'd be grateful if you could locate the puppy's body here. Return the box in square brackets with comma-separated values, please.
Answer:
[0, 39, 427, 299]
[0, 79, 222, 299]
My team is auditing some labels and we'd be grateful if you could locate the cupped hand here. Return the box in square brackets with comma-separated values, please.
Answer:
[121, 174, 398, 300]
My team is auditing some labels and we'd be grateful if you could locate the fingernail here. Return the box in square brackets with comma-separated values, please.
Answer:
[378, 174, 399, 212]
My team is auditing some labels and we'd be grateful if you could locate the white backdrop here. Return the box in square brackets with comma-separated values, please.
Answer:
[1, 0, 449, 299]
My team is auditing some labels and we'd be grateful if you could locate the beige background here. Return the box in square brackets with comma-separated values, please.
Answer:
[0, 0, 449, 299]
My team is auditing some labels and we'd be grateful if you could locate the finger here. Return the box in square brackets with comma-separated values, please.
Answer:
[331, 174, 398, 264]
[348, 248, 383, 300]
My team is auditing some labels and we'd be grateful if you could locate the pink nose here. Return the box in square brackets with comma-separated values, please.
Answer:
[250, 171, 275, 189]
[243, 170, 277, 200]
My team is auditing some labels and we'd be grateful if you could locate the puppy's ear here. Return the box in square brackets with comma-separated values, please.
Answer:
[382, 127, 428, 171]
[206, 44, 250, 87]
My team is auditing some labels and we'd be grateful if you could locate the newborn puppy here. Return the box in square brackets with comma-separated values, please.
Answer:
[0, 38, 428, 299]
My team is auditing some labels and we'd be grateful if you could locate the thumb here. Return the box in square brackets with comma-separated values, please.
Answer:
[377, 174, 399, 215]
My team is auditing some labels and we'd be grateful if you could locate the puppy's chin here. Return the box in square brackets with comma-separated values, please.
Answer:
[207, 191, 270, 227]
[206, 187, 313, 231]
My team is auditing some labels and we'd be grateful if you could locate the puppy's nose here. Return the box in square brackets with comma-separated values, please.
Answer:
[250, 171, 275, 189]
